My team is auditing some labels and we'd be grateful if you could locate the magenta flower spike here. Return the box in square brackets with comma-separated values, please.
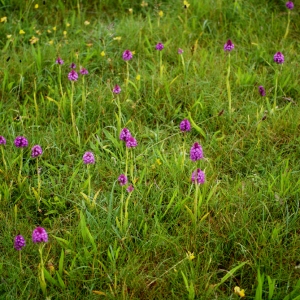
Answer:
[127, 184, 134, 193]
[178, 48, 184, 54]
[14, 235, 26, 250]
[83, 152, 95, 164]
[31, 145, 43, 158]
[118, 174, 128, 186]
[14, 136, 28, 148]
[68, 70, 79, 81]
[190, 142, 203, 161]
[126, 136, 138, 148]
[32, 227, 48, 243]
[180, 119, 191, 132]
[155, 43, 164, 51]
[120, 128, 132, 142]
[286, 1, 294, 9]
[70, 62, 76, 69]
[0, 136, 6, 145]
[274, 52, 284, 64]
[191, 169, 205, 184]
[122, 50, 133, 61]
[224, 39, 234, 52]
[80, 68, 88, 75]
[113, 85, 121, 94]
[258, 86, 266, 96]
[55, 57, 64, 65]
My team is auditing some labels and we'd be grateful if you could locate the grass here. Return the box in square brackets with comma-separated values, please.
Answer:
[0, 0, 300, 299]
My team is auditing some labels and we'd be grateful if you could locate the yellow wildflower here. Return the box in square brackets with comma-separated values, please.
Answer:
[136, 74, 141, 81]
[53, 26, 56, 31]
[29, 36, 39, 44]
[186, 251, 195, 261]
[19, 29, 25, 34]
[128, 8, 133, 14]
[36, 30, 41, 35]
[113, 36, 121, 41]
[48, 40, 54, 45]
[158, 10, 164, 17]
[1, 16, 7, 23]
[47, 29, 51, 33]
[234, 286, 245, 298]
[141, 1, 148, 7]
[84, 20, 90, 25]
[101, 51, 105, 57]
[86, 43, 93, 47]
[183, 1, 190, 8]
[34, 4, 39, 8]
[63, 31, 67, 36]
[7, 34, 12, 39]
[66, 22, 70, 27]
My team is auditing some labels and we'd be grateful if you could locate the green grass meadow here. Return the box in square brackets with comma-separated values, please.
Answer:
[1, 0, 300, 298]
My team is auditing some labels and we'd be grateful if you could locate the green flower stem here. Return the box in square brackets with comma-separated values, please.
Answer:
[181, 134, 186, 170]
[226, 53, 232, 117]
[159, 51, 163, 80]
[129, 149, 134, 181]
[33, 79, 39, 124]
[123, 192, 133, 232]
[38, 244, 47, 295]
[82, 76, 86, 123]
[19, 251, 23, 272]
[18, 149, 24, 186]
[70, 81, 80, 144]
[117, 96, 122, 135]
[37, 158, 41, 208]
[58, 65, 63, 96]
[1, 147, 7, 171]
[126, 61, 129, 87]
[125, 147, 129, 176]
[283, 10, 291, 40]
[120, 187, 124, 229]
[193, 183, 199, 227]
[87, 164, 91, 202]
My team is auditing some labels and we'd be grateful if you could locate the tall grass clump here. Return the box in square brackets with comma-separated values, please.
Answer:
[1, 0, 300, 299]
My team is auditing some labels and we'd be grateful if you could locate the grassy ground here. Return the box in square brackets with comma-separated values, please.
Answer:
[1, 0, 300, 299]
